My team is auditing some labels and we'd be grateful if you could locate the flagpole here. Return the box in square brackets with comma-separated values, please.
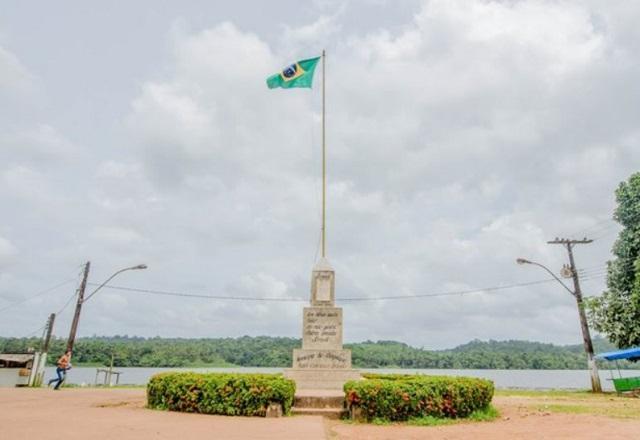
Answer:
[321, 49, 326, 258]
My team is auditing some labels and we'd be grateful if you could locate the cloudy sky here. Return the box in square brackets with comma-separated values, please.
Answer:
[1, 0, 638, 349]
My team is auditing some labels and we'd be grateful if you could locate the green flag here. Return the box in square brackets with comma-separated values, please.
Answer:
[266, 56, 320, 89]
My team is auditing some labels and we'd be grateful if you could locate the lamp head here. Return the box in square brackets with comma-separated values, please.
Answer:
[133, 264, 148, 270]
[516, 258, 530, 265]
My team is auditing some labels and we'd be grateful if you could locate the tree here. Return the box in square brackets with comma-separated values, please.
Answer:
[588, 172, 640, 348]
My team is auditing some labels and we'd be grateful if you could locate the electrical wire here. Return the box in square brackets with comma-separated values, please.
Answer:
[578, 264, 608, 271]
[13, 273, 609, 337]
[54, 289, 79, 317]
[15, 266, 84, 338]
[17, 288, 78, 339]
[581, 273, 607, 281]
[579, 268, 608, 277]
[87, 282, 307, 302]
[591, 229, 618, 241]
[89, 276, 575, 303]
[22, 324, 47, 339]
[0, 278, 76, 314]
[339, 278, 580, 302]
[577, 264, 608, 275]
[578, 268, 608, 276]
[569, 218, 616, 238]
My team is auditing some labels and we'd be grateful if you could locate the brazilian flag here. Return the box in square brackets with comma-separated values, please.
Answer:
[266, 56, 320, 89]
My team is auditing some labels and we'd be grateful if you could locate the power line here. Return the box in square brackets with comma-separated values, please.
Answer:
[578, 264, 607, 271]
[88, 282, 307, 302]
[90, 276, 572, 303]
[579, 264, 608, 272]
[591, 229, 618, 241]
[13, 273, 607, 337]
[570, 218, 616, 238]
[579, 264, 607, 270]
[583, 224, 616, 237]
[22, 324, 47, 339]
[0, 278, 76, 314]
[582, 271, 607, 279]
[16, 267, 85, 338]
[340, 278, 580, 302]
[579, 264, 608, 271]
[55, 290, 79, 317]
[580, 276, 606, 282]
[578, 268, 608, 277]
[18, 285, 79, 339]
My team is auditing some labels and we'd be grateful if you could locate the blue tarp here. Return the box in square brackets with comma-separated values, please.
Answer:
[595, 347, 640, 361]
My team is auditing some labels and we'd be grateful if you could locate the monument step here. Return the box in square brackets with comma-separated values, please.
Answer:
[291, 407, 346, 419]
[294, 379, 353, 390]
[294, 390, 344, 409]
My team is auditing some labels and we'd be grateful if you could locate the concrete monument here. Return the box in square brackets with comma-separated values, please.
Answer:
[284, 258, 361, 390]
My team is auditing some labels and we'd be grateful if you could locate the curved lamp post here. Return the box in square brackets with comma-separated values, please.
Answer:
[516, 258, 574, 296]
[66, 263, 147, 353]
[516, 257, 602, 392]
[83, 264, 148, 302]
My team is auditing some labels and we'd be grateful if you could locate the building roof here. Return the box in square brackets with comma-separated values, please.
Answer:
[0, 353, 35, 363]
[595, 347, 640, 361]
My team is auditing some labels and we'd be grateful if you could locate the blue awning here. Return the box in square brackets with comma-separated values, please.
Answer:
[595, 347, 640, 361]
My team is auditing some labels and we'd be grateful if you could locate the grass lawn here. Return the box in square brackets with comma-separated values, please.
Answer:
[496, 388, 640, 419]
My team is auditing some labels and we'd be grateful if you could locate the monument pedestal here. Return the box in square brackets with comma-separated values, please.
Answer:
[284, 258, 361, 390]
[284, 368, 361, 390]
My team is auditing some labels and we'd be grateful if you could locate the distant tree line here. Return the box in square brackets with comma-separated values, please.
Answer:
[0, 335, 629, 369]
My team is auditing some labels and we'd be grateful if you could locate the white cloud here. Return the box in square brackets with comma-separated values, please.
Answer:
[1, 1, 639, 347]
[96, 161, 143, 180]
[0, 124, 78, 164]
[0, 44, 35, 97]
[3, 165, 50, 202]
[280, 12, 343, 56]
[0, 236, 17, 266]
[91, 227, 143, 246]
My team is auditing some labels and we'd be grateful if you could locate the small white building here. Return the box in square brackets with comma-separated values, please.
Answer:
[0, 353, 36, 387]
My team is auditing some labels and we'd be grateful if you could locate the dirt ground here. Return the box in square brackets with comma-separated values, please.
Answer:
[2, 388, 639, 440]
[326, 391, 640, 440]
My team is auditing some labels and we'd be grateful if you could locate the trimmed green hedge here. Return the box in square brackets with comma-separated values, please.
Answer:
[147, 372, 296, 416]
[344, 374, 494, 421]
[361, 373, 423, 380]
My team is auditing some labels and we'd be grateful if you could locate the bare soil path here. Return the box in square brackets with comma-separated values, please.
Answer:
[0, 388, 325, 440]
[327, 393, 640, 440]
[2, 388, 639, 440]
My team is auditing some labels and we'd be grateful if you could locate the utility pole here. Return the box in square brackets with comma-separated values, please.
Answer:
[64, 262, 146, 355]
[31, 313, 56, 387]
[42, 313, 56, 353]
[548, 238, 602, 393]
[67, 261, 91, 354]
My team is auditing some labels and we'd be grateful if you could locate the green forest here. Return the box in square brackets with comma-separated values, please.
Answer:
[0, 335, 627, 369]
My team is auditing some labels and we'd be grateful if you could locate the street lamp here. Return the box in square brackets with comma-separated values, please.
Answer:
[516, 257, 602, 392]
[516, 258, 574, 296]
[83, 264, 148, 302]
[66, 262, 147, 353]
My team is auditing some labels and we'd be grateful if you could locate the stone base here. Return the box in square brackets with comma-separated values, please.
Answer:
[284, 368, 361, 390]
[291, 389, 346, 419]
[293, 349, 352, 369]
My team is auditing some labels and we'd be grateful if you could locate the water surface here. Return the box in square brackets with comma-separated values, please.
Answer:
[45, 366, 639, 391]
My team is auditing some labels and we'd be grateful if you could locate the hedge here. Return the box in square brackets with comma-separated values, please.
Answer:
[344, 374, 494, 421]
[147, 372, 296, 416]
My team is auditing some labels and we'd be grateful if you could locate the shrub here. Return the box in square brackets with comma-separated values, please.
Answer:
[147, 372, 296, 416]
[361, 373, 424, 380]
[344, 374, 494, 421]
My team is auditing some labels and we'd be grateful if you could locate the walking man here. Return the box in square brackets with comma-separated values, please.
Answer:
[48, 350, 72, 390]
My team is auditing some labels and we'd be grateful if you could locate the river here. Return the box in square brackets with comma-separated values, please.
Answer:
[44, 366, 638, 391]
